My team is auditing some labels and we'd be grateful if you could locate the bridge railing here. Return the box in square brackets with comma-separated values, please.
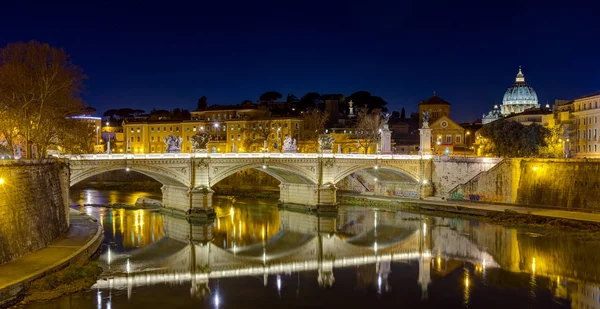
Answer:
[57, 152, 432, 161]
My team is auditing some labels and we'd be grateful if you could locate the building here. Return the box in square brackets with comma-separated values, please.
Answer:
[482, 67, 540, 124]
[418, 92, 450, 124]
[500, 67, 539, 115]
[571, 91, 600, 158]
[418, 93, 465, 155]
[123, 103, 304, 153]
[504, 107, 553, 126]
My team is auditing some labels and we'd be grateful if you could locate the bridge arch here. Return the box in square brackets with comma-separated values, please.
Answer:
[333, 162, 421, 185]
[70, 161, 190, 187]
[210, 162, 317, 186]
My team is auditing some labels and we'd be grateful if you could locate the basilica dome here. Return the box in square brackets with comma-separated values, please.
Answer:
[500, 67, 539, 115]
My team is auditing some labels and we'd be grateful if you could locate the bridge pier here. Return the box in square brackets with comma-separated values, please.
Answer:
[161, 185, 216, 221]
[278, 183, 337, 213]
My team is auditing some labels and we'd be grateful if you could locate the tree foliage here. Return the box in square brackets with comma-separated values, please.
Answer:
[347, 91, 388, 112]
[0, 41, 88, 158]
[356, 108, 383, 154]
[259, 91, 282, 103]
[297, 92, 321, 111]
[478, 119, 551, 157]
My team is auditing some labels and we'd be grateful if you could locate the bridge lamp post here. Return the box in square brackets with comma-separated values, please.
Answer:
[96, 126, 100, 153]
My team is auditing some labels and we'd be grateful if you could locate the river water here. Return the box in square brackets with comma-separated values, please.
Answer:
[23, 189, 600, 308]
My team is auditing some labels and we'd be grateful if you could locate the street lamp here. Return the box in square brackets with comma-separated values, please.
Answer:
[96, 126, 100, 153]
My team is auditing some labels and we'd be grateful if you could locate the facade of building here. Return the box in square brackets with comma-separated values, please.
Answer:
[123, 115, 303, 154]
[418, 93, 451, 124]
[429, 115, 465, 154]
[571, 91, 600, 158]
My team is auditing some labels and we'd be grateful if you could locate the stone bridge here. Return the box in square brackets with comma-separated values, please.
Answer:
[65, 153, 433, 217]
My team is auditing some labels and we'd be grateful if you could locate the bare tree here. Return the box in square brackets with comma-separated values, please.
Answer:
[301, 109, 329, 149]
[0, 41, 87, 158]
[355, 108, 383, 154]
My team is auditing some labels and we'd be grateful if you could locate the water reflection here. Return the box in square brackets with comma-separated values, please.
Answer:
[30, 192, 600, 308]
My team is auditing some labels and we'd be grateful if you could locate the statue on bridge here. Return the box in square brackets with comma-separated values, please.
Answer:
[283, 135, 297, 153]
[319, 134, 335, 153]
[422, 111, 430, 128]
[191, 132, 211, 152]
[164, 135, 183, 153]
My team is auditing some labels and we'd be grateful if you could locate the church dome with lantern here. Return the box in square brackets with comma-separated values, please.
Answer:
[500, 67, 539, 115]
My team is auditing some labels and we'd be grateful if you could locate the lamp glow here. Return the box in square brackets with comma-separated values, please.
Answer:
[0, 178, 4, 185]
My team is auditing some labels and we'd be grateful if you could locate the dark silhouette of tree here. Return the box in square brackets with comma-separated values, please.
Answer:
[259, 91, 282, 103]
[297, 92, 321, 111]
[400, 108, 406, 120]
[355, 108, 383, 154]
[286, 94, 299, 104]
[346, 91, 388, 112]
[197, 96, 207, 110]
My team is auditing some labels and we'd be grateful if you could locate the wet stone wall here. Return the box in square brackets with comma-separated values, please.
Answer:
[0, 160, 70, 265]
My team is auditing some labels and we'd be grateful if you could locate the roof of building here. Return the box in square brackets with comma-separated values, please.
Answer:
[504, 107, 552, 119]
[502, 67, 538, 105]
[418, 92, 451, 106]
[574, 91, 600, 101]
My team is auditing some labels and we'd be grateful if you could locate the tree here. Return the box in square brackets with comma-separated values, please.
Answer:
[286, 94, 299, 104]
[259, 91, 282, 103]
[478, 119, 551, 157]
[297, 92, 321, 111]
[346, 91, 388, 112]
[355, 108, 383, 154]
[0, 41, 88, 158]
[242, 120, 275, 152]
[302, 109, 330, 144]
[400, 108, 406, 120]
[197, 96, 207, 110]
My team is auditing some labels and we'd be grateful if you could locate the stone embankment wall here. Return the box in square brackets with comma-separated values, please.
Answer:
[451, 159, 600, 211]
[0, 160, 70, 265]
[432, 157, 503, 196]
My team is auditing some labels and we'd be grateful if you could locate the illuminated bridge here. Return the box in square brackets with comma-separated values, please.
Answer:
[64, 153, 434, 216]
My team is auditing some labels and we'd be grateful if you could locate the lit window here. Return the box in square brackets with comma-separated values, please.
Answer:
[151, 137, 154, 142]
[186, 127, 190, 132]
[193, 126, 197, 132]
[237, 134, 241, 140]
[176, 127, 179, 132]
[137, 128, 140, 133]
[170, 127, 173, 132]
[231, 135, 234, 140]
[151, 127, 154, 132]
[157, 128, 161, 132]
[130, 128, 134, 133]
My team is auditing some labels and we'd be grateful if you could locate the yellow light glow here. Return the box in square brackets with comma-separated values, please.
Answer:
[532, 166, 538, 171]
[0, 178, 4, 185]
[465, 277, 469, 288]
[531, 257, 536, 273]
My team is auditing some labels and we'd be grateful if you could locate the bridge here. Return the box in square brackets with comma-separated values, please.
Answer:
[65, 153, 434, 217]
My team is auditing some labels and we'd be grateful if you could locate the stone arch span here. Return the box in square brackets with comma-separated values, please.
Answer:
[333, 162, 421, 185]
[69, 161, 190, 188]
[209, 162, 317, 186]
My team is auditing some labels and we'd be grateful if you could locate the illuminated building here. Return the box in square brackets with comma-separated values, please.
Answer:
[571, 91, 600, 158]
[418, 93, 465, 154]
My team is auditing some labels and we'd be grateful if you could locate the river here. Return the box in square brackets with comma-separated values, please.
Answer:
[23, 189, 600, 308]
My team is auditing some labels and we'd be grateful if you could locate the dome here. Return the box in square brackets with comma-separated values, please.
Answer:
[502, 67, 538, 106]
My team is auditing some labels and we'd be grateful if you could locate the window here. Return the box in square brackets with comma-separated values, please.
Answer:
[186, 136, 190, 141]
[446, 135, 452, 144]
[151, 146, 155, 152]
[231, 125, 234, 131]
[193, 126, 197, 132]
[237, 124, 241, 130]
[596, 145, 598, 153]
[151, 127, 154, 132]
[131, 137, 134, 142]
[170, 127, 173, 132]
[589, 129, 592, 140]
[151, 137, 155, 142]
[157, 127, 161, 132]
[176, 127, 179, 132]
[130, 128, 134, 133]
[137, 137, 140, 142]
[596, 102, 598, 108]
[595, 129, 598, 139]
[137, 128, 140, 133]
[186, 127, 190, 132]
[589, 145, 592, 152]
[237, 134, 241, 140]
[455, 135, 461, 144]
[596, 117, 598, 124]
[231, 135, 234, 140]
[578, 130, 581, 140]
[578, 145, 581, 152]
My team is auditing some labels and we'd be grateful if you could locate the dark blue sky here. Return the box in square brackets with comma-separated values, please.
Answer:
[1, 0, 599, 122]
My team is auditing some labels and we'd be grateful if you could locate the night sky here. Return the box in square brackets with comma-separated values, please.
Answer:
[1, 0, 599, 123]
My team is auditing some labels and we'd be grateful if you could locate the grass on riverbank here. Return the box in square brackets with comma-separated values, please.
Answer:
[21, 259, 102, 303]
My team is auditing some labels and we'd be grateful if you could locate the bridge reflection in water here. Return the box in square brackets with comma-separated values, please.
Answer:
[85, 198, 600, 309]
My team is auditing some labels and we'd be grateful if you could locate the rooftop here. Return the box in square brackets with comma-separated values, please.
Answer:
[419, 93, 451, 106]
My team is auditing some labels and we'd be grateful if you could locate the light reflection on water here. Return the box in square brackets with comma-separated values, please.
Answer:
[22, 189, 600, 309]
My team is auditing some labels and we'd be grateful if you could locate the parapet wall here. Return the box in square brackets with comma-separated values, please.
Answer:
[432, 157, 503, 196]
[0, 160, 70, 265]
[450, 159, 600, 211]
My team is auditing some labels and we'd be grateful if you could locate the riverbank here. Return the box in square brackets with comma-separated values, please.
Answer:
[339, 193, 600, 236]
[0, 209, 102, 308]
